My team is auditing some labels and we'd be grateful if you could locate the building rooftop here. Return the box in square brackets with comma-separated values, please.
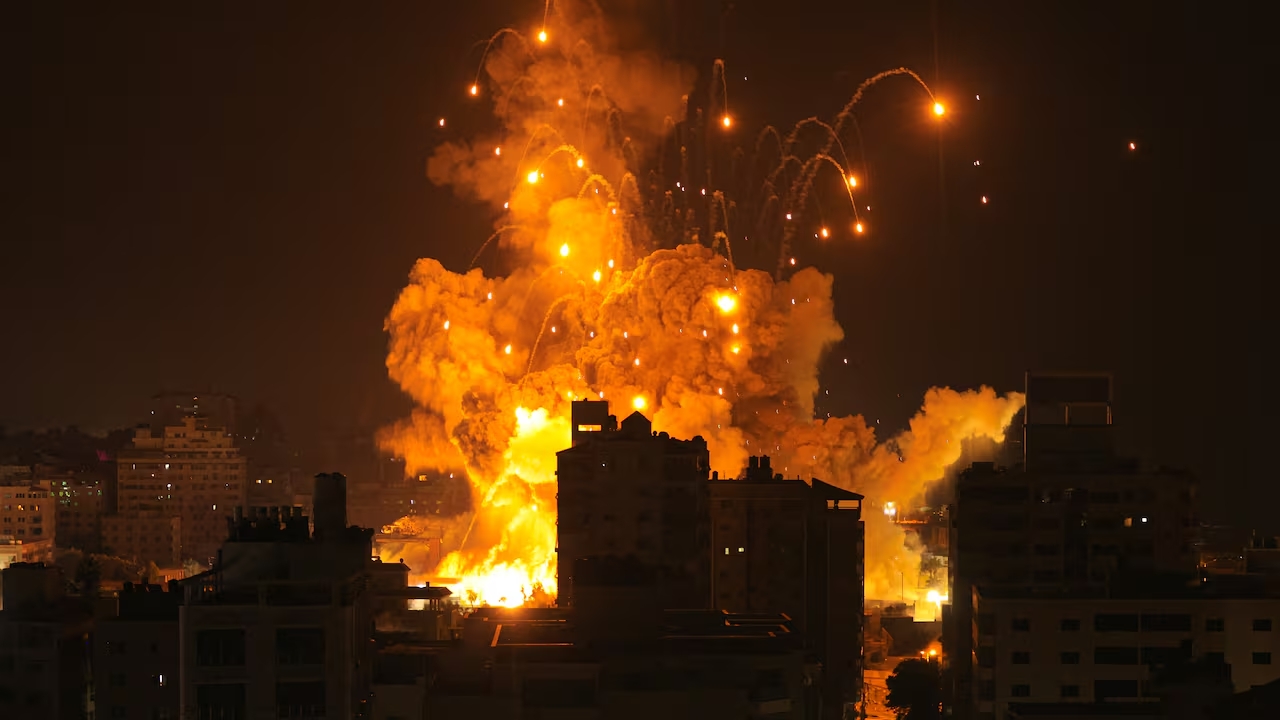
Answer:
[978, 571, 1280, 601]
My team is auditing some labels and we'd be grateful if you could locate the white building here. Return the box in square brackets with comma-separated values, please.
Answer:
[971, 580, 1280, 719]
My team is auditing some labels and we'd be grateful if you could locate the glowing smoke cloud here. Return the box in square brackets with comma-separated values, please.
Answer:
[379, 1, 1024, 608]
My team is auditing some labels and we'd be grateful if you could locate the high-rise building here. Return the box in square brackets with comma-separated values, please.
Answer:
[46, 474, 107, 553]
[947, 373, 1200, 718]
[709, 455, 865, 719]
[556, 400, 711, 608]
[115, 416, 246, 565]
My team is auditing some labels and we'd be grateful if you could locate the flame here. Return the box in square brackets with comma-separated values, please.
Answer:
[378, 3, 1024, 609]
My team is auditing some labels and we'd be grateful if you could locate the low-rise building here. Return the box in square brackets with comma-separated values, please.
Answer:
[0, 481, 55, 544]
[971, 575, 1280, 719]
[94, 582, 182, 720]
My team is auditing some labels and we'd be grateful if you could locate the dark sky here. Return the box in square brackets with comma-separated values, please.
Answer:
[6, 2, 1264, 528]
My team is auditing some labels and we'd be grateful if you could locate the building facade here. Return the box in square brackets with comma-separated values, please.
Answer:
[94, 582, 182, 720]
[972, 583, 1280, 719]
[116, 416, 246, 565]
[0, 562, 93, 719]
[0, 481, 55, 545]
[556, 401, 711, 608]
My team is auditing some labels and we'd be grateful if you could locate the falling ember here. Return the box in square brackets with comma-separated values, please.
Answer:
[494, 147, 502, 156]
[789, 257, 796, 266]
[633, 357, 640, 367]
[557, 98, 564, 107]
[443, 320, 450, 330]
[717, 387, 724, 396]
[715, 294, 737, 313]
[855, 222, 865, 234]
[559, 243, 570, 257]
[847, 175, 858, 188]
[438, 118, 445, 127]
[730, 344, 741, 354]
[503, 344, 512, 355]
[632, 395, 647, 411]
[469, 84, 479, 96]
[592, 270, 602, 282]
[537, 29, 548, 43]
[1129, 141, 1137, 150]
[819, 227, 830, 239]
[731, 323, 740, 334]
[785, 213, 792, 220]
[932, 101, 945, 116]
[721, 115, 732, 128]
[576, 158, 585, 168]
[981, 196, 988, 204]
[607, 259, 614, 268]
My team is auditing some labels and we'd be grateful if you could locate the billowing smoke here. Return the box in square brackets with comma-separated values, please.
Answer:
[378, 1, 1024, 608]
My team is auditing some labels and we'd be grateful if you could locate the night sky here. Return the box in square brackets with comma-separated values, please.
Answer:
[6, 3, 1262, 529]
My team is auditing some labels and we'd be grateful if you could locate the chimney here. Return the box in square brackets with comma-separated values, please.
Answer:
[313, 473, 348, 541]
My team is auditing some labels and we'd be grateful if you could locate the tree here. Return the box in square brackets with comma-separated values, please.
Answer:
[885, 658, 942, 720]
[74, 554, 102, 599]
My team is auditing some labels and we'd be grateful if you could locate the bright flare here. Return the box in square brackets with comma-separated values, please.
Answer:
[1129, 141, 1137, 150]
[494, 147, 502, 156]
[557, 98, 564, 107]
[848, 175, 858, 188]
[527, 170, 540, 184]
[855, 222, 865, 234]
[559, 243, 570, 258]
[503, 344, 512, 355]
[721, 115, 732, 128]
[820, 227, 830, 239]
[592, 270, 602, 282]
[469, 84, 479, 96]
[537, 29, 548, 43]
[437, 118, 445, 127]
[933, 101, 945, 116]
[716, 294, 737, 314]
[575, 158, 585, 168]
[632, 395, 646, 411]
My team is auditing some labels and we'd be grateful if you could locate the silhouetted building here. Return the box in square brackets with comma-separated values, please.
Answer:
[947, 373, 1201, 718]
[709, 455, 865, 718]
[149, 392, 238, 438]
[115, 416, 247, 565]
[0, 562, 93, 719]
[178, 473, 377, 719]
[94, 581, 182, 720]
[408, 556, 808, 719]
[556, 402, 711, 608]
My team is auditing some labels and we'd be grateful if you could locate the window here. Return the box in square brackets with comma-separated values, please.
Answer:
[1060, 651, 1080, 664]
[1095, 646, 1140, 665]
[196, 684, 246, 720]
[1095, 679, 1139, 700]
[1010, 684, 1031, 698]
[1060, 618, 1081, 632]
[196, 629, 246, 667]
[1061, 685, 1080, 698]
[1253, 619, 1273, 631]
[1011, 617, 1030, 632]
[1253, 652, 1273, 665]
[1095, 613, 1139, 632]
[275, 628, 325, 666]
[276, 682, 325, 718]
[1205, 617, 1225, 632]
[1012, 651, 1031, 664]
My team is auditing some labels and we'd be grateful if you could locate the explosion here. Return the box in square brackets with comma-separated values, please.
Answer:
[377, 2, 1023, 609]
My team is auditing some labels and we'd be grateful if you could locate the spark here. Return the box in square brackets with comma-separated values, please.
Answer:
[981, 196, 988, 204]
[975, 94, 981, 100]
[715, 294, 737, 314]
[438, 118, 445, 127]
[785, 213, 792, 220]
[820, 227, 830, 239]
[632, 395, 646, 411]
[598, 391, 604, 399]
[503, 202, 509, 209]
[973, 160, 981, 166]
[557, 98, 564, 107]
[789, 257, 796, 266]
[607, 259, 614, 269]
[721, 115, 732, 128]
[933, 101, 945, 116]
[537, 29, 548, 43]
[717, 387, 724, 396]
[443, 320, 450, 330]
[847, 175, 858, 188]
[527, 170, 539, 184]
[503, 344, 512, 355]
[730, 344, 741, 355]
[884, 501, 897, 517]
[576, 158, 585, 168]
[731, 323, 739, 334]
[592, 270, 602, 282]
[633, 357, 640, 367]
[559, 243, 570, 257]
[551, 326, 556, 333]
[494, 147, 502, 156]
[855, 222, 865, 234]
[611, 208, 617, 215]
[469, 84, 478, 96]
[1129, 141, 1137, 151]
